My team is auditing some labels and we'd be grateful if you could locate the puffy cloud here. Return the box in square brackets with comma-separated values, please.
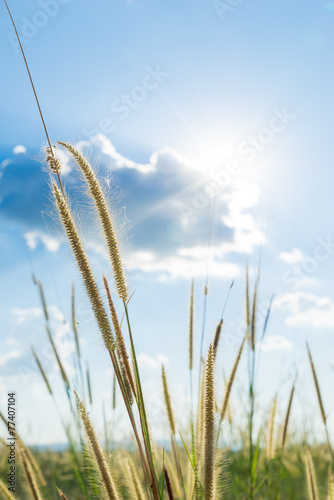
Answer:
[259, 335, 293, 351]
[0, 350, 22, 367]
[11, 307, 43, 325]
[127, 249, 240, 279]
[274, 292, 334, 329]
[24, 230, 61, 252]
[77, 134, 153, 173]
[137, 353, 169, 369]
[1, 134, 264, 277]
[0, 153, 50, 226]
[279, 248, 305, 263]
[5, 305, 75, 379]
[0, 158, 12, 170]
[13, 145, 27, 155]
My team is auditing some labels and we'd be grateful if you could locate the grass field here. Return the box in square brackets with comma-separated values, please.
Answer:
[0, 140, 333, 499]
[1, 2, 333, 499]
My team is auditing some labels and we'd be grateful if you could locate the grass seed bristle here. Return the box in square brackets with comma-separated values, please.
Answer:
[58, 142, 128, 301]
[76, 393, 120, 500]
[203, 345, 215, 500]
[164, 466, 175, 500]
[53, 183, 115, 352]
[22, 450, 44, 500]
[189, 280, 194, 371]
[162, 365, 176, 436]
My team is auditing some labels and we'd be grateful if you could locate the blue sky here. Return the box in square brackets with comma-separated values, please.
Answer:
[1, 0, 334, 445]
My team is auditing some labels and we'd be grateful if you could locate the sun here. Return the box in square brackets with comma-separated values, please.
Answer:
[188, 132, 238, 174]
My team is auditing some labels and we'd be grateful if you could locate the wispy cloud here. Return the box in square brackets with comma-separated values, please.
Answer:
[137, 353, 169, 369]
[279, 247, 305, 264]
[24, 230, 61, 252]
[3, 134, 264, 278]
[274, 292, 334, 329]
[11, 307, 43, 325]
[13, 145, 27, 155]
[259, 335, 293, 351]
[0, 350, 22, 367]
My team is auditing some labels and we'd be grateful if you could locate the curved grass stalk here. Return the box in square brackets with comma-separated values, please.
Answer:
[52, 183, 155, 493]
[21, 450, 44, 500]
[216, 333, 247, 445]
[164, 466, 175, 500]
[307, 343, 334, 465]
[0, 478, 17, 500]
[58, 142, 128, 301]
[281, 381, 295, 449]
[3, 0, 65, 197]
[305, 450, 319, 500]
[104, 276, 136, 403]
[203, 345, 215, 500]
[57, 489, 69, 500]
[76, 394, 120, 500]
[53, 184, 115, 352]
[162, 366, 176, 436]
[125, 457, 146, 500]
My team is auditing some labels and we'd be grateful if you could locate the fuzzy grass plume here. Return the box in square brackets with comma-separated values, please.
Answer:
[76, 393, 120, 500]
[203, 344, 215, 500]
[189, 280, 194, 371]
[53, 183, 115, 352]
[58, 142, 128, 302]
[0, 478, 17, 500]
[164, 466, 175, 500]
[162, 365, 176, 436]
[281, 381, 295, 449]
[307, 344, 326, 425]
[266, 396, 277, 460]
[328, 467, 334, 500]
[104, 275, 135, 404]
[21, 450, 44, 500]
[217, 333, 247, 441]
[125, 457, 146, 500]
[213, 319, 223, 359]
[307, 343, 334, 464]
[305, 450, 319, 500]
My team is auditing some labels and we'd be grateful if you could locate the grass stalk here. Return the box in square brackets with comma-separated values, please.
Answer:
[76, 394, 120, 500]
[203, 345, 215, 500]
[21, 450, 44, 500]
[58, 142, 128, 301]
[307, 343, 334, 465]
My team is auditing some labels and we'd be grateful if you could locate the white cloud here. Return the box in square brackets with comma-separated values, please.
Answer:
[5, 338, 20, 348]
[24, 230, 61, 252]
[13, 145, 27, 155]
[87, 239, 241, 279]
[12, 307, 43, 325]
[150, 147, 193, 170]
[279, 248, 305, 263]
[0, 350, 22, 367]
[7, 134, 264, 279]
[137, 353, 169, 369]
[76, 134, 153, 173]
[1, 158, 13, 169]
[128, 249, 240, 279]
[274, 292, 334, 329]
[221, 184, 266, 254]
[259, 335, 293, 351]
